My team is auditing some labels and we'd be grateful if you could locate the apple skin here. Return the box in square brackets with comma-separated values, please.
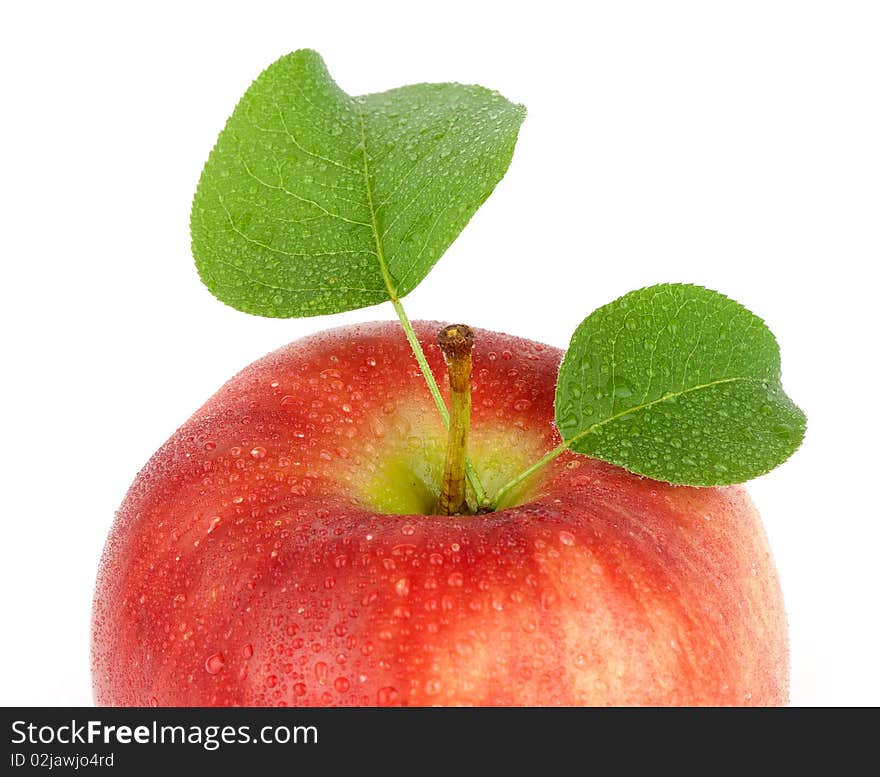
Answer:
[92, 322, 788, 706]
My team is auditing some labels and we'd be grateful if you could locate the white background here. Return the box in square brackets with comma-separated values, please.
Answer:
[1, 1, 878, 706]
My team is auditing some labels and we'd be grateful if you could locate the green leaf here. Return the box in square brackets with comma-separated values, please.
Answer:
[191, 49, 526, 317]
[555, 284, 806, 486]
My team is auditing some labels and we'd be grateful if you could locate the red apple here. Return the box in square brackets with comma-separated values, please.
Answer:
[91, 321, 788, 706]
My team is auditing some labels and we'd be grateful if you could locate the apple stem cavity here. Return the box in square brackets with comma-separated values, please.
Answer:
[436, 325, 476, 515]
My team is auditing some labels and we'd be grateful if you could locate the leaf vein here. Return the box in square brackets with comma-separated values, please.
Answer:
[569, 375, 760, 449]
[272, 101, 361, 174]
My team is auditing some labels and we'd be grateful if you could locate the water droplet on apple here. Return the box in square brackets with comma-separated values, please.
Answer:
[559, 531, 575, 546]
[250, 446, 267, 459]
[315, 661, 328, 684]
[334, 676, 350, 693]
[395, 577, 411, 596]
[376, 686, 399, 706]
[204, 652, 225, 674]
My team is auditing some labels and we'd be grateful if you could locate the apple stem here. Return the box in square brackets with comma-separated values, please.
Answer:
[390, 299, 489, 507]
[436, 325, 475, 515]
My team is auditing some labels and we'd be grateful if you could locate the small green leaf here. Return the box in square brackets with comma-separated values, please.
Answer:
[191, 49, 525, 317]
[555, 284, 806, 485]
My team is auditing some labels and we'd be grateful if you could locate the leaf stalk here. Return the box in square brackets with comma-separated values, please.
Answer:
[490, 440, 571, 510]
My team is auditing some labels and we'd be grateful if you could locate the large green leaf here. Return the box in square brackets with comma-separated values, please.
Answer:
[191, 50, 526, 317]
